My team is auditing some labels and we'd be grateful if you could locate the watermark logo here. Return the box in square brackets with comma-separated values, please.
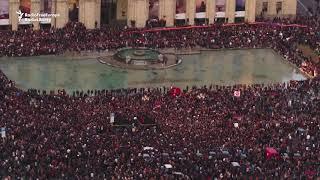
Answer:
[16, 10, 24, 22]
[16, 10, 60, 23]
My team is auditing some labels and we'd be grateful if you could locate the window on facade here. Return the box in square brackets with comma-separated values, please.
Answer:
[235, 0, 245, 11]
[276, 2, 282, 14]
[176, 0, 186, 14]
[196, 0, 206, 13]
[20, 0, 31, 18]
[40, 0, 52, 13]
[216, 0, 226, 12]
[149, 0, 159, 19]
[262, 2, 268, 12]
[101, 0, 117, 25]
[68, 0, 79, 22]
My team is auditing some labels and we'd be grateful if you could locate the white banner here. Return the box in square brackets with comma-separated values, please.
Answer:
[215, 12, 226, 18]
[110, 113, 115, 124]
[175, 13, 186, 20]
[1, 127, 6, 138]
[234, 90, 241, 97]
[195, 12, 206, 19]
[0, 19, 9, 25]
[235, 11, 245, 17]
[0, 0, 9, 21]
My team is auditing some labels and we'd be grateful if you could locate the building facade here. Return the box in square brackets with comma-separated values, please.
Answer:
[0, 0, 297, 30]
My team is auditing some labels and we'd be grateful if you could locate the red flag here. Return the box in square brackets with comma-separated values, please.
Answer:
[266, 147, 279, 159]
[170, 87, 181, 97]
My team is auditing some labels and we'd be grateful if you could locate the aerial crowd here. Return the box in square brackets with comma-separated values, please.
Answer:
[0, 16, 320, 179]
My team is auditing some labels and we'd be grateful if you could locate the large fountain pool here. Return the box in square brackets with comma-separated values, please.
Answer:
[0, 49, 307, 92]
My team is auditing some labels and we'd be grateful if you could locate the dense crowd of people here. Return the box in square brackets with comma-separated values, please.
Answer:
[0, 16, 320, 179]
[1, 67, 320, 179]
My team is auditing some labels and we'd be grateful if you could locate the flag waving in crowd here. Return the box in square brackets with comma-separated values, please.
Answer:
[169, 86, 182, 97]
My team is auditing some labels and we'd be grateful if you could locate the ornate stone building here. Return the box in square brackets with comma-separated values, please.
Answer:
[3, 0, 297, 30]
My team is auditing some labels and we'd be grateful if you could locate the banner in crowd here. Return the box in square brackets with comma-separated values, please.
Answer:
[196, 0, 206, 18]
[176, 0, 186, 19]
[149, 0, 159, 19]
[1, 127, 6, 138]
[110, 113, 115, 124]
[235, 0, 245, 17]
[234, 90, 241, 97]
[0, 0, 9, 25]
[215, 0, 226, 18]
